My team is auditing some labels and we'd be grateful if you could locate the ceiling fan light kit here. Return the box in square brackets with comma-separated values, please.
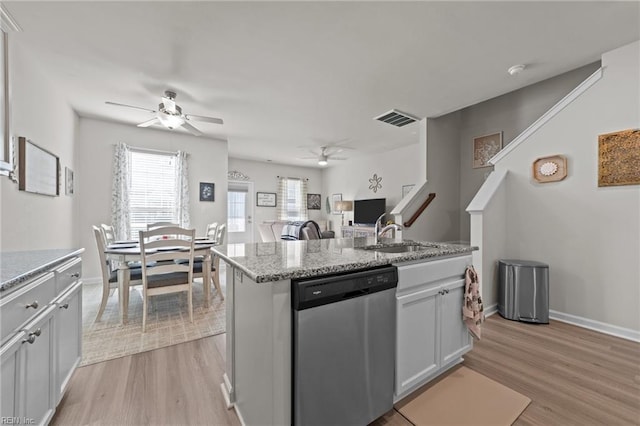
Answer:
[106, 90, 223, 136]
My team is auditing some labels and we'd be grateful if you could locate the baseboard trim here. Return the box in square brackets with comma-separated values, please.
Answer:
[549, 310, 640, 343]
[484, 303, 498, 317]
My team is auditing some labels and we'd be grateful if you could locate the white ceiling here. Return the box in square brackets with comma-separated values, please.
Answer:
[6, 1, 640, 167]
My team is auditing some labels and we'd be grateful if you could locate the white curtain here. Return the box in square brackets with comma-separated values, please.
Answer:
[300, 179, 308, 220]
[111, 142, 131, 240]
[175, 150, 190, 228]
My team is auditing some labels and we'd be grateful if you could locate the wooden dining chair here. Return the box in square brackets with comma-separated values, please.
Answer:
[147, 221, 178, 231]
[205, 222, 218, 240]
[210, 224, 227, 300]
[139, 226, 195, 332]
[93, 226, 142, 322]
[100, 223, 116, 245]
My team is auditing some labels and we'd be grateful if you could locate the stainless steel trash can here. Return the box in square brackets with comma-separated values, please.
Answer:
[498, 259, 549, 323]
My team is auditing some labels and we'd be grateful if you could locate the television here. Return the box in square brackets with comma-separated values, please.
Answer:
[353, 198, 386, 225]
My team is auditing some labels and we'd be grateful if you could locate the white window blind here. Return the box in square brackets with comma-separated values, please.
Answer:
[277, 177, 308, 221]
[129, 150, 178, 239]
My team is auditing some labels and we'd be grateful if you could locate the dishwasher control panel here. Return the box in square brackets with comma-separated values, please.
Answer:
[292, 265, 398, 310]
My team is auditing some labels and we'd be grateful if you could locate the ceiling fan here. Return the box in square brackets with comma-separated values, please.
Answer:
[298, 145, 353, 166]
[105, 90, 223, 136]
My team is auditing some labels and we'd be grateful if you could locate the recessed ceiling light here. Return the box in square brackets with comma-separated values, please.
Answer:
[507, 64, 526, 76]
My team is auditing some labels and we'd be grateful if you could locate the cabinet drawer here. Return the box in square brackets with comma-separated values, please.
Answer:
[396, 255, 471, 295]
[0, 273, 55, 342]
[54, 257, 82, 295]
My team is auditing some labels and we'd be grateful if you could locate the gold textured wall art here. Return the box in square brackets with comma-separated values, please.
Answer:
[598, 129, 640, 187]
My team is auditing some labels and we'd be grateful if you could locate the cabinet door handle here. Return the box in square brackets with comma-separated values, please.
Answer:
[22, 335, 36, 344]
[59, 303, 69, 309]
[70, 272, 80, 278]
[25, 301, 39, 309]
[30, 328, 42, 337]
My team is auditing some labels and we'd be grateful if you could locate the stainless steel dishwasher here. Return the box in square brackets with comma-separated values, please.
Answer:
[292, 265, 398, 426]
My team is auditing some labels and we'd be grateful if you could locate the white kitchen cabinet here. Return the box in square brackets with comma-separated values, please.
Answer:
[21, 305, 57, 425]
[1, 332, 24, 419]
[395, 286, 440, 394]
[54, 280, 82, 404]
[0, 250, 83, 425]
[440, 279, 472, 366]
[394, 255, 472, 401]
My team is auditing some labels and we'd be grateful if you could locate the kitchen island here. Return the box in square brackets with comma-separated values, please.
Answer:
[213, 238, 476, 425]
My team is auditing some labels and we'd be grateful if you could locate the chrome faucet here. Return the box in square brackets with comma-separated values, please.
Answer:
[373, 213, 403, 245]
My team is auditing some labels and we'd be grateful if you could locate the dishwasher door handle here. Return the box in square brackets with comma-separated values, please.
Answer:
[343, 288, 371, 299]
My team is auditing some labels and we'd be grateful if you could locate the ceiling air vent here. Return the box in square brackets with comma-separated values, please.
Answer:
[374, 109, 420, 127]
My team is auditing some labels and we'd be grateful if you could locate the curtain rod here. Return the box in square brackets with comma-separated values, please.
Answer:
[114, 144, 188, 157]
[277, 175, 309, 181]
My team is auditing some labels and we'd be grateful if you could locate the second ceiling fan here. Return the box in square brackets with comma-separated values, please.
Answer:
[106, 90, 223, 136]
[299, 145, 352, 166]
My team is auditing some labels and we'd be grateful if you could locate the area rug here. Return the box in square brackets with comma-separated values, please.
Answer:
[396, 366, 531, 426]
[81, 275, 226, 366]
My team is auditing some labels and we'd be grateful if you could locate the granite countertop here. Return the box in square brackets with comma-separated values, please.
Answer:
[0, 248, 85, 294]
[213, 238, 476, 283]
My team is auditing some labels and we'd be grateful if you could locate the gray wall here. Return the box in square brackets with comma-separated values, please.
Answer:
[496, 41, 639, 332]
[457, 62, 601, 240]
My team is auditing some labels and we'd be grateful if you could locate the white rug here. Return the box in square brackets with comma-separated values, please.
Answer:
[81, 272, 226, 366]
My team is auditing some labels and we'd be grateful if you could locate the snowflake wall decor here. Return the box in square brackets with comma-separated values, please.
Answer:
[369, 173, 383, 193]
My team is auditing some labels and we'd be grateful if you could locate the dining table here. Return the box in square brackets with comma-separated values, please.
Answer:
[104, 239, 217, 324]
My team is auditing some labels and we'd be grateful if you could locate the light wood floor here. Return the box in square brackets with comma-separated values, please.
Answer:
[53, 315, 639, 426]
[51, 334, 240, 426]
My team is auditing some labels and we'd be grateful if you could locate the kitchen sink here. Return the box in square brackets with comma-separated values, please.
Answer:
[372, 244, 432, 253]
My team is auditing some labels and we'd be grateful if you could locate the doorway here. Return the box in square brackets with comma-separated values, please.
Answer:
[227, 181, 254, 244]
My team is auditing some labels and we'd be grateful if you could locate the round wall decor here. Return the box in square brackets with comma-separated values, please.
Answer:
[533, 155, 567, 183]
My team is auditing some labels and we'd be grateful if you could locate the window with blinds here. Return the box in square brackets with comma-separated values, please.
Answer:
[277, 177, 308, 221]
[129, 150, 178, 239]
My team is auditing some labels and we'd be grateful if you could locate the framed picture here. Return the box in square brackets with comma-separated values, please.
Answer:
[598, 129, 640, 187]
[402, 184, 415, 198]
[331, 193, 342, 215]
[18, 137, 60, 196]
[473, 132, 502, 168]
[65, 167, 74, 195]
[307, 193, 321, 210]
[199, 182, 215, 202]
[257, 192, 276, 207]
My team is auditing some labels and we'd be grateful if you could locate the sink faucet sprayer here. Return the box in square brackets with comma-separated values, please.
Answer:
[374, 213, 403, 245]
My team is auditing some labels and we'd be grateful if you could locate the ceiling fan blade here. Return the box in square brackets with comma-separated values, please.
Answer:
[298, 156, 318, 160]
[186, 114, 224, 125]
[330, 157, 347, 160]
[137, 117, 160, 128]
[181, 121, 203, 136]
[106, 101, 156, 113]
[311, 137, 351, 146]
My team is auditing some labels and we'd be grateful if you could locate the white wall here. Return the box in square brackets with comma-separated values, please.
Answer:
[228, 158, 323, 242]
[322, 144, 421, 235]
[1, 40, 79, 251]
[78, 118, 228, 280]
[458, 62, 601, 240]
[496, 41, 640, 332]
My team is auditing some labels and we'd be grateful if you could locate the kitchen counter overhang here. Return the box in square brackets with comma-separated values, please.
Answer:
[212, 238, 476, 283]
